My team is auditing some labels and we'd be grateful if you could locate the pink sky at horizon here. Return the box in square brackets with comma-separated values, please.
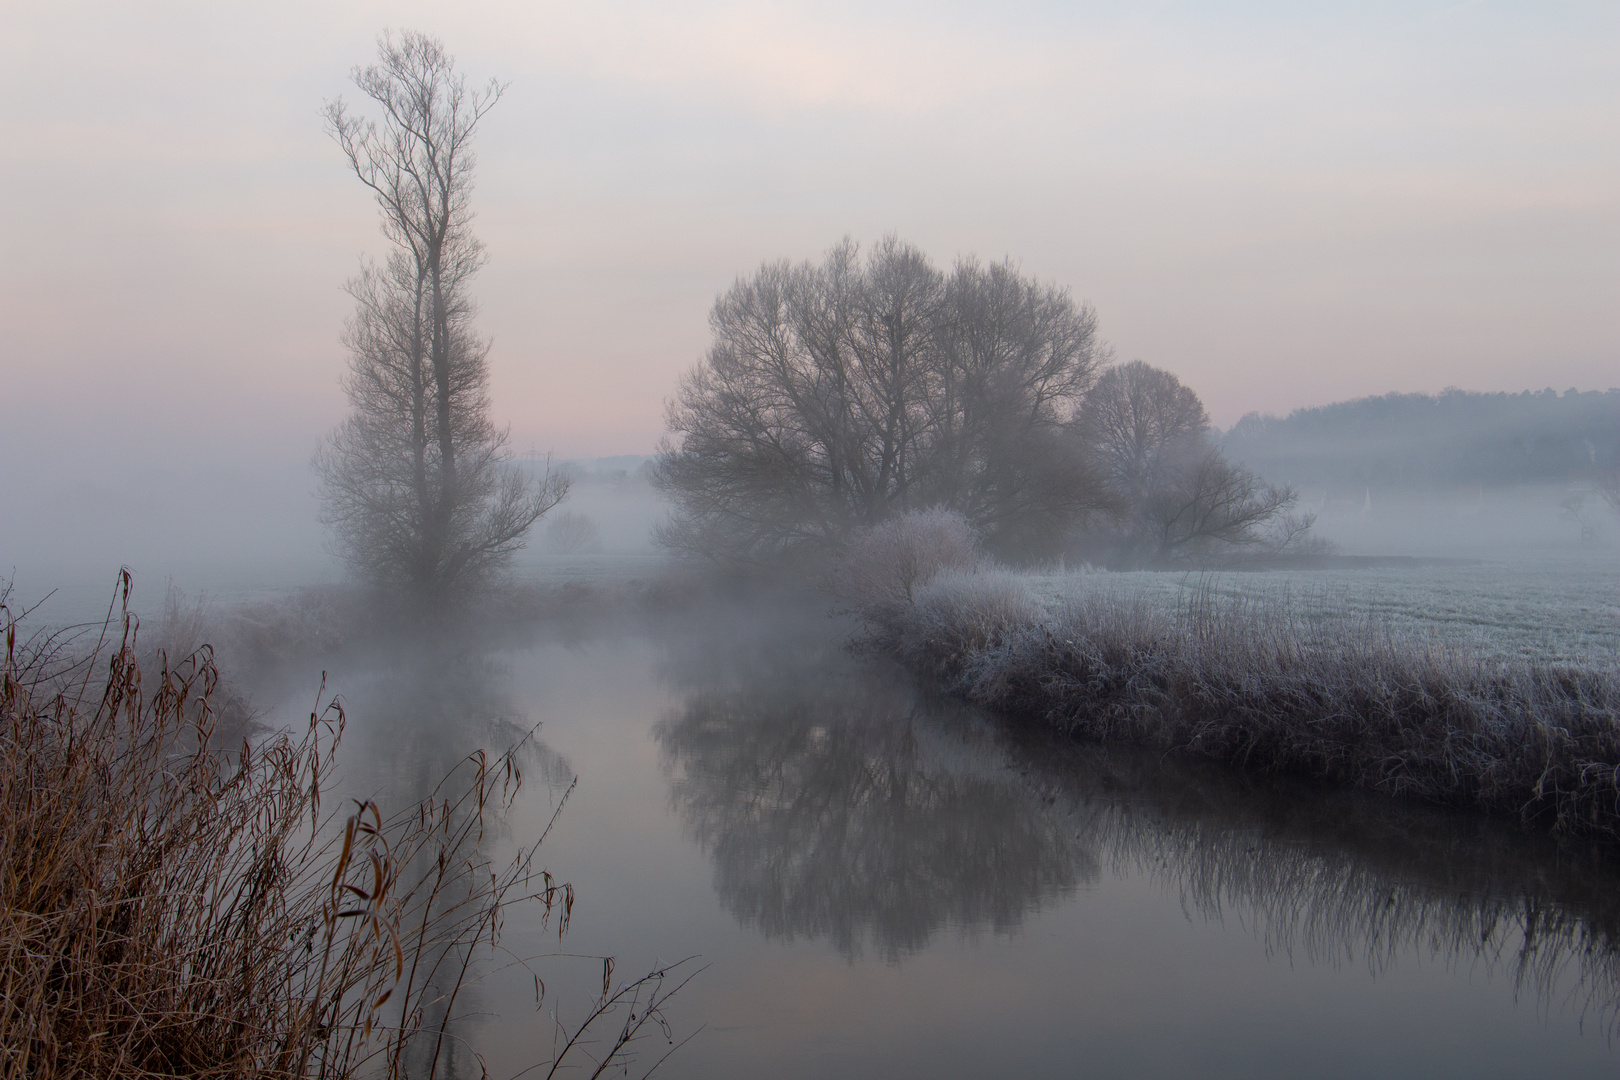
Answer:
[3, 0, 1616, 473]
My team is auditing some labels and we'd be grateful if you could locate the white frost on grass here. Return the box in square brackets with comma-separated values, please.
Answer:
[1023, 557, 1620, 664]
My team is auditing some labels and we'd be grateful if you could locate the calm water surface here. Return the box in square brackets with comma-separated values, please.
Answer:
[291, 604, 1620, 1079]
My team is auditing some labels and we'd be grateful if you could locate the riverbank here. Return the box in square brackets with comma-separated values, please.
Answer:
[0, 576, 689, 1078]
[858, 564, 1620, 841]
[13, 566, 1620, 1075]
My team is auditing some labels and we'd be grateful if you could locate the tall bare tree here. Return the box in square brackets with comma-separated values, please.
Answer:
[654, 237, 1112, 562]
[316, 32, 565, 599]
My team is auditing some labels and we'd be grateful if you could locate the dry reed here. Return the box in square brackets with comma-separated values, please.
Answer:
[1, 572, 691, 1079]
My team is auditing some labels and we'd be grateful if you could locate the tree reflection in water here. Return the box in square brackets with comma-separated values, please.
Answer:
[655, 617, 1096, 960]
[656, 612, 1620, 1025]
[317, 647, 577, 1079]
[337, 647, 574, 810]
[659, 679, 1095, 960]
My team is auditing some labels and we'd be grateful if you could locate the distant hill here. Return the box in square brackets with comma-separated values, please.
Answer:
[1222, 388, 1620, 491]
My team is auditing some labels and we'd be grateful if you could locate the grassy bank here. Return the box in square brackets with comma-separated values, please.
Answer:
[0, 575, 689, 1079]
[857, 563, 1620, 840]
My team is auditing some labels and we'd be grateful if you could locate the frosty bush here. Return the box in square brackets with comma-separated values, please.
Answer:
[868, 570, 1620, 841]
[829, 509, 979, 619]
[910, 569, 1043, 643]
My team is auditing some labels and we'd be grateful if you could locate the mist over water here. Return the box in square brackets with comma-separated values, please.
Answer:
[0, 455, 667, 628]
[6, 378, 1617, 1075]
[233, 599, 1620, 1079]
[5, 10, 1617, 1071]
[0, 458, 338, 626]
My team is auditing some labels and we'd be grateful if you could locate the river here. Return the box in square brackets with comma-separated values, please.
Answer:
[261, 597, 1620, 1079]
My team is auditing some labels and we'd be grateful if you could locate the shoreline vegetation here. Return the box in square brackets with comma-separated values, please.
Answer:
[0, 574, 694, 1080]
[659, 614, 1620, 1024]
[4, 544, 1617, 1071]
[835, 510, 1620, 843]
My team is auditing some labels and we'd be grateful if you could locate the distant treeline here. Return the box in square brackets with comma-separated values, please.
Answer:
[1223, 388, 1620, 490]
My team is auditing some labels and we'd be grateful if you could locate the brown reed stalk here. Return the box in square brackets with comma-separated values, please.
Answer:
[0, 573, 688, 1079]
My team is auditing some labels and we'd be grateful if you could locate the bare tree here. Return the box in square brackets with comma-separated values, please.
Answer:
[654, 237, 1112, 563]
[1138, 443, 1297, 558]
[1266, 509, 1330, 555]
[316, 32, 565, 600]
[1077, 361, 1299, 561]
[1077, 360, 1210, 501]
[925, 258, 1116, 556]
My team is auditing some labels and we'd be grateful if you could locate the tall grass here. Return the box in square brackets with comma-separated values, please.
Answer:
[0, 573, 693, 1079]
[858, 563, 1620, 840]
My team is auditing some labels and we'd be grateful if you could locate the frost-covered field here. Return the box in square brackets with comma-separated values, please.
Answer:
[1027, 556, 1620, 664]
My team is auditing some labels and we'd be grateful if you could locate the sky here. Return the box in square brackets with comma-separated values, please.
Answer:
[1, 0, 1617, 594]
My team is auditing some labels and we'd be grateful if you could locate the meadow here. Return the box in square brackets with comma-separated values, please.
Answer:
[1026, 555, 1620, 664]
[841, 516, 1620, 842]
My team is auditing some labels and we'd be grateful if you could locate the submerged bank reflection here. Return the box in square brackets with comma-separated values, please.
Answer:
[333, 647, 574, 808]
[656, 611, 1620, 1024]
[1033, 738, 1620, 1025]
[293, 646, 578, 1080]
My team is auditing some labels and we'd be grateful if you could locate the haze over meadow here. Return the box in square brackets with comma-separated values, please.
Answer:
[5, 9, 1620, 1075]
[2, 0, 1616, 600]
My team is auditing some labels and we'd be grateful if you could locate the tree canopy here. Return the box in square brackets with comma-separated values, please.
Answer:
[653, 237, 1114, 562]
[1075, 361, 1299, 561]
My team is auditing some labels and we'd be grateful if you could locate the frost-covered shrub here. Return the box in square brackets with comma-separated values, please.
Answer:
[910, 569, 1043, 641]
[830, 508, 979, 619]
[873, 569, 1620, 841]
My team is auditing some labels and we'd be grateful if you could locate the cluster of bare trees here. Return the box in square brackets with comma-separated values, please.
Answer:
[316, 33, 565, 602]
[311, 32, 1309, 581]
[653, 238, 1115, 562]
[655, 240, 1306, 565]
